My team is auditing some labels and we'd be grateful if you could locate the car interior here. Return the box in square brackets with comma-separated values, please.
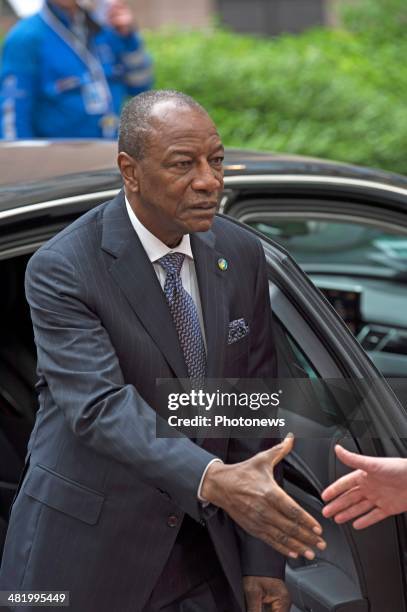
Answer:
[0, 254, 38, 550]
[226, 196, 407, 381]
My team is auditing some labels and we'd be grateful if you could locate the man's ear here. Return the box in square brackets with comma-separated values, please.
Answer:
[117, 152, 140, 193]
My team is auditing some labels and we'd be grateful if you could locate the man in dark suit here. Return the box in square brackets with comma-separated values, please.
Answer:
[0, 90, 325, 611]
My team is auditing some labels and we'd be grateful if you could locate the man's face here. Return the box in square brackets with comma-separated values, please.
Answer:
[123, 102, 224, 246]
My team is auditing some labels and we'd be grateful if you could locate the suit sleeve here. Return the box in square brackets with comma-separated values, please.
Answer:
[25, 246, 215, 522]
[229, 237, 286, 579]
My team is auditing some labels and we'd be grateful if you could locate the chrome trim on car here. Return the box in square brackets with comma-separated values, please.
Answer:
[0, 189, 120, 221]
[0, 242, 46, 261]
[223, 174, 407, 196]
[237, 210, 407, 235]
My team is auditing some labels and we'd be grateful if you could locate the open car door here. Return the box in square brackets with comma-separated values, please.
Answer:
[245, 221, 407, 612]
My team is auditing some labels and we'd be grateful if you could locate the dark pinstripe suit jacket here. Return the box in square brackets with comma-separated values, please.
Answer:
[0, 191, 284, 611]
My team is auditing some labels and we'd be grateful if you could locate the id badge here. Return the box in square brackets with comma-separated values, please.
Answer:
[82, 80, 109, 114]
[101, 114, 119, 139]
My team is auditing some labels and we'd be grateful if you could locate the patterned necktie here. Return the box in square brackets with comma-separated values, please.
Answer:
[158, 253, 206, 385]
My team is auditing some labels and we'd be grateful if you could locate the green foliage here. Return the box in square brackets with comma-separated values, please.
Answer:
[341, 0, 407, 43]
[145, 22, 407, 175]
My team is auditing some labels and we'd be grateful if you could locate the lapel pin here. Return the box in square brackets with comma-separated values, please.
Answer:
[218, 258, 228, 271]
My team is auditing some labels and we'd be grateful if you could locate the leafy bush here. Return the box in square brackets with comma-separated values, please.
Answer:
[341, 0, 407, 43]
[146, 23, 407, 174]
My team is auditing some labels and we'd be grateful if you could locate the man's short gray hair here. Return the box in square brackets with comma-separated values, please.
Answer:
[118, 90, 207, 160]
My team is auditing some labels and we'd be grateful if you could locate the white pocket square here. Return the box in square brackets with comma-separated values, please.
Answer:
[228, 318, 249, 344]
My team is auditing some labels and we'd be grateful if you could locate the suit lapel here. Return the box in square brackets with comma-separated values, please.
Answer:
[101, 192, 188, 379]
[191, 230, 229, 379]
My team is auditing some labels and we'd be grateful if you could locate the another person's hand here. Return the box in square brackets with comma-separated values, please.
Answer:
[322, 445, 407, 529]
[243, 576, 290, 612]
[201, 435, 326, 559]
[108, 0, 135, 36]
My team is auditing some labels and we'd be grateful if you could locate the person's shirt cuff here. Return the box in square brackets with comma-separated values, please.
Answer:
[197, 458, 223, 504]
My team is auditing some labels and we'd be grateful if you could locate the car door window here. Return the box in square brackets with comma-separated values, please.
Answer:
[251, 218, 407, 274]
[227, 202, 407, 379]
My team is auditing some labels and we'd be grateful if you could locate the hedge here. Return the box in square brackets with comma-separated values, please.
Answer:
[341, 0, 407, 43]
[145, 21, 407, 175]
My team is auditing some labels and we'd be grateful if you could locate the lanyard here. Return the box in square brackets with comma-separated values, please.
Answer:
[40, 5, 113, 112]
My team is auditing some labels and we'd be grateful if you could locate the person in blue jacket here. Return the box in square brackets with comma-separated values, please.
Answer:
[0, 0, 153, 139]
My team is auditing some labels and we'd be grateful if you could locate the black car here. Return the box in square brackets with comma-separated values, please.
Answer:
[1, 141, 406, 612]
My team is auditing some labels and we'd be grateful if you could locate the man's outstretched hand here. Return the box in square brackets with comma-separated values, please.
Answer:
[201, 435, 326, 559]
[322, 445, 407, 529]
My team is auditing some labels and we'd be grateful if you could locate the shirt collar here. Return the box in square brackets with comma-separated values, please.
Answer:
[125, 196, 194, 263]
[46, 1, 100, 35]
[47, 0, 78, 28]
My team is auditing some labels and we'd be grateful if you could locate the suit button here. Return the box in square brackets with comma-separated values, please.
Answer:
[200, 519, 206, 527]
[167, 515, 178, 528]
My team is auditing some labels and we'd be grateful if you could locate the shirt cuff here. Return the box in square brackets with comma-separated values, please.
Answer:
[197, 458, 223, 504]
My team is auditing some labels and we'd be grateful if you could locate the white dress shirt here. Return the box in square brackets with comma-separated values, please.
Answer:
[125, 197, 221, 500]
[125, 197, 206, 347]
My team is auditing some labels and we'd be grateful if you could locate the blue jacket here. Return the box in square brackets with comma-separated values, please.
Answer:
[0, 2, 153, 139]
